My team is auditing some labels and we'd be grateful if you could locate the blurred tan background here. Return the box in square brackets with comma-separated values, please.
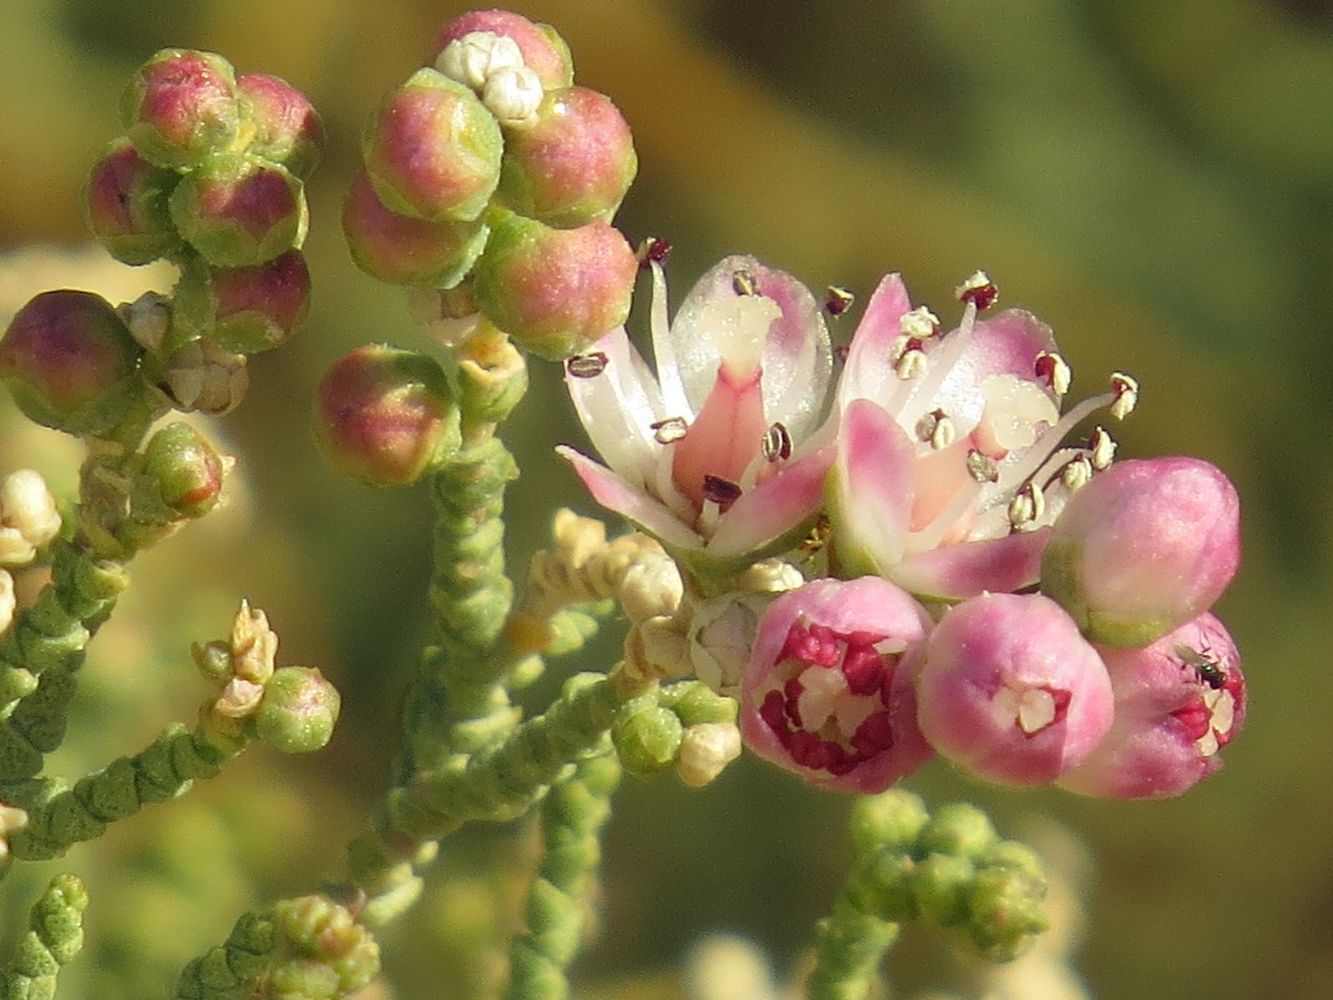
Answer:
[1, 1, 1330, 997]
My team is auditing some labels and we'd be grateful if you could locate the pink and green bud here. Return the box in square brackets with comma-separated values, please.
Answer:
[236, 72, 324, 179]
[1058, 612, 1245, 799]
[362, 68, 502, 223]
[432, 9, 574, 90]
[495, 86, 637, 227]
[914, 593, 1113, 787]
[252, 666, 340, 753]
[174, 251, 311, 354]
[342, 171, 489, 287]
[472, 213, 636, 360]
[739, 577, 934, 793]
[0, 290, 142, 435]
[83, 139, 182, 265]
[120, 49, 241, 169]
[315, 345, 460, 487]
[140, 421, 224, 518]
[169, 153, 306, 267]
[1041, 457, 1241, 647]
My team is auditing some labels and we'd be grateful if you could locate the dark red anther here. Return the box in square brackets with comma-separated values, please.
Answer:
[760, 690, 792, 741]
[637, 236, 672, 267]
[701, 474, 742, 506]
[783, 677, 804, 726]
[824, 285, 854, 316]
[566, 351, 608, 378]
[841, 645, 883, 695]
[852, 711, 896, 756]
[957, 275, 999, 310]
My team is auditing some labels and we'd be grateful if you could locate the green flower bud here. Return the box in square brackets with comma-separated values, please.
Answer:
[662, 681, 738, 727]
[315, 345, 460, 486]
[613, 703, 683, 777]
[83, 138, 182, 265]
[342, 171, 489, 287]
[473, 212, 636, 360]
[237, 72, 324, 179]
[252, 666, 340, 753]
[362, 68, 502, 223]
[121, 48, 241, 169]
[965, 865, 1049, 961]
[141, 421, 224, 518]
[496, 86, 637, 228]
[848, 790, 929, 856]
[917, 803, 997, 861]
[846, 846, 918, 920]
[174, 251, 311, 354]
[169, 152, 307, 266]
[0, 290, 142, 435]
[912, 853, 975, 928]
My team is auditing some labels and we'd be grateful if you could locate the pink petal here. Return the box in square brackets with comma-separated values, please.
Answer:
[557, 446, 703, 551]
[707, 443, 835, 559]
[931, 309, 1059, 434]
[837, 273, 913, 412]
[890, 527, 1050, 601]
[670, 360, 767, 510]
[826, 400, 916, 576]
[565, 327, 664, 488]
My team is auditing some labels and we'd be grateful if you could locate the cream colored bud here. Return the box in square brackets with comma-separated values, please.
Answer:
[689, 592, 772, 697]
[551, 507, 607, 569]
[683, 935, 778, 1000]
[676, 722, 742, 787]
[163, 340, 249, 415]
[0, 570, 15, 634]
[483, 66, 543, 127]
[633, 615, 692, 679]
[0, 469, 61, 567]
[122, 291, 172, 352]
[734, 558, 804, 595]
[618, 551, 684, 622]
[436, 31, 524, 91]
[231, 600, 278, 683]
[214, 677, 265, 718]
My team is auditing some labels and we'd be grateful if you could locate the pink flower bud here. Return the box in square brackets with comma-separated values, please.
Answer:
[1058, 612, 1245, 799]
[739, 577, 934, 793]
[362, 68, 502, 223]
[0, 290, 142, 435]
[1041, 457, 1240, 647]
[174, 251, 311, 354]
[120, 49, 241, 169]
[237, 73, 324, 179]
[472, 213, 636, 360]
[315, 345, 459, 486]
[495, 86, 637, 228]
[83, 139, 182, 265]
[341, 171, 489, 287]
[252, 666, 340, 753]
[141, 421, 224, 518]
[431, 9, 574, 90]
[169, 153, 307, 267]
[915, 593, 1113, 787]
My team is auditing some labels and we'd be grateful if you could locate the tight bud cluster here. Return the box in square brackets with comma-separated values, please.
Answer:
[343, 8, 638, 360]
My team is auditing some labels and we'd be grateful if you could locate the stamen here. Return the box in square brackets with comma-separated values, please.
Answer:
[1007, 481, 1046, 532]
[702, 475, 743, 505]
[1109, 372, 1138, 419]
[650, 417, 688, 444]
[1089, 426, 1116, 470]
[967, 449, 999, 484]
[955, 270, 998, 310]
[824, 286, 855, 316]
[636, 236, 672, 266]
[566, 352, 608, 378]
[1034, 351, 1071, 396]
[763, 422, 793, 462]
[915, 409, 956, 450]
[1061, 454, 1093, 490]
[899, 305, 940, 340]
[732, 269, 758, 296]
[896, 346, 927, 380]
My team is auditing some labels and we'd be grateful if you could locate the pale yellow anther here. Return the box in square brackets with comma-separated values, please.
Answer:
[231, 600, 278, 684]
[1196, 688, 1235, 757]
[915, 410, 956, 450]
[1108, 372, 1139, 420]
[899, 305, 940, 340]
[967, 449, 1000, 484]
[993, 685, 1057, 734]
[676, 722, 743, 787]
[1089, 426, 1116, 470]
[0, 569, 14, 636]
[1061, 455, 1093, 491]
[896, 348, 927, 380]
[1036, 350, 1072, 396]
[955, 270, 995, 302]
[1008, 482, 1046, 532]
[796, 665, 848, 732]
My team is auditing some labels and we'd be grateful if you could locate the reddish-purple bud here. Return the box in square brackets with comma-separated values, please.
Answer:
[1041, 457, 1241, 647]
[431, 9, 574, 90]
[120, 49, 241, 169]
[141, 421, 225, 518]
[495, 86, 637, 228]
[342, 171, 489, 288]
[1059, 613, 1245, 799]
[915, 593, 1113, 787]
[739, 577, 934, 793]
[315, 345, 460, 486]
[169, 153, 307, 267]
[472, 213, 636, 360]
[0, 290, 142, 435]
[237, 73, 324, 179]
[362, 68, 502, 223]
[83, 138, 182, 265]
[174, 251, 311, 354]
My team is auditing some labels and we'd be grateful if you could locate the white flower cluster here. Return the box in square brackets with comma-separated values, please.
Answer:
[0, 468, 62, 634]
[435, 30, 543, 127]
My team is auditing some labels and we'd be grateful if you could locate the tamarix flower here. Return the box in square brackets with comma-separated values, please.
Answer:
[1041, 456, 1240, 647]
[914, 593, 1113, 787]
[559, 255, 834, 571]
[1059, 612, 1245, 799]
[739, 577, 933, 792]
[829, 272, 1138, 601]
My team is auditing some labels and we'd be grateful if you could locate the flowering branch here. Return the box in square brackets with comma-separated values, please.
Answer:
[0, 872, 88, 998]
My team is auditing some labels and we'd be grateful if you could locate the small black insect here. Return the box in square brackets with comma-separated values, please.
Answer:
[1174, 644, 1226, 690]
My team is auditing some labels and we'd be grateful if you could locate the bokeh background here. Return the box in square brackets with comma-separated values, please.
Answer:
[1, 1, 1330, 997]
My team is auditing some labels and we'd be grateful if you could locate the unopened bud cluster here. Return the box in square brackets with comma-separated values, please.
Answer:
[344, 8, 638, 360]
[0, 469, 62, 635]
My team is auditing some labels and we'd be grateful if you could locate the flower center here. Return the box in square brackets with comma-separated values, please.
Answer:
[991, 684, 1070, 736]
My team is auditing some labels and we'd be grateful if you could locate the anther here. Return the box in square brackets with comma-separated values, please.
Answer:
[702, 475, 743, 505]
[1088, 426, 1116, 470]
[637, 236, 672, 266]
[763, 422, 793, 461]
[1034, 351, 1071, 396]
[651, 417, 688, 444]
[955, 270, 998, 310]
[732, 269, 758, 296]
[915, 409, 955, 450]
[1109, 372, 1138, 419]
[824, 286, 855, 316]
[566, 352, 608, 378]
[1061, 454, 1093, 490]
[966, 449, 999, 483]
[896, 348, 927, 380]
[899, 305, 940, 340]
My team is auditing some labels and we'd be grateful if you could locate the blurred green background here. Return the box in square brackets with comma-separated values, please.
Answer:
[1, 1, 1330, 997]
